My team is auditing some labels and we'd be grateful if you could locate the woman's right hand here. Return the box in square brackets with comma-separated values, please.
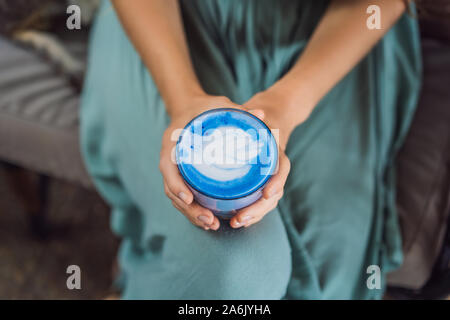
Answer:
[160, 94, 243, 231]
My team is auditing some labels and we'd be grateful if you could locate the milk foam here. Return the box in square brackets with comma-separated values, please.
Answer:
[178, 125, 264, 182]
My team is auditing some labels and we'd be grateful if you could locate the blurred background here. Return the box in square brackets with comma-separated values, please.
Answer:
[0, 0, 449, 299]
[0, 0, 119, 299]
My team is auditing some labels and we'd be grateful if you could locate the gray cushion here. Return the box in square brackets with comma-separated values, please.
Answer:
[0, 35, 92, 188]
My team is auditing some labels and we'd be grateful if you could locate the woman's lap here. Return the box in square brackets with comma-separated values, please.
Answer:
[80, 1, 421, 299]
[115, 206, 292, 299]
[102, 109, 292, 299]
[81, 67, 378, 299]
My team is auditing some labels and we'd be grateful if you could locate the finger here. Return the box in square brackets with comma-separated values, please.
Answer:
[166, 184, 217, 227]
[164, 182, 183, 204]
[200, 216, 220, 231]
[243, 191, 284, 228]
[172, 199, 216, 228]
[263, 153, 290, 199]
[230, 191, 283, 228]
[160, 154, 194, 205]
[169, 187, 221, 231]
[209, 216, 220, 231]
[171, 200, 208, 230]
[187, 201, 216, 226]
[246, 108, 265, 121]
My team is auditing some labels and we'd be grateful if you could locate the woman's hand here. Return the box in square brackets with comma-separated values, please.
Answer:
[160, 94, 247, 231]
[229, 88, 314, 229]
[160, 87, 312, 231]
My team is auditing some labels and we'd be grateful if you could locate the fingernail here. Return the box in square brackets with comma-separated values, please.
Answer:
[240, 215, 252, 222]
[203, 226, 210, 231]
[178, 192, 189, 204]
[198, 215, 211, 225]
[233, 220, 241, 227]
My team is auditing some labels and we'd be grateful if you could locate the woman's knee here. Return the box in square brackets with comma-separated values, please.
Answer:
[121, 210, 292, 299]
[195, 212, 292, 299]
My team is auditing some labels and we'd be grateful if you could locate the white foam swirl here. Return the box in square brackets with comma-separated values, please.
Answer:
[178, 126, 264, 181]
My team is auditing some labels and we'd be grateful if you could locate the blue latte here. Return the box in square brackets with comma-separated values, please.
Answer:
[176, 108, 278, 218]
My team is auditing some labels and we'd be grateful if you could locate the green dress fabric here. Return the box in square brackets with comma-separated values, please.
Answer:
[80, 0, 421, 299]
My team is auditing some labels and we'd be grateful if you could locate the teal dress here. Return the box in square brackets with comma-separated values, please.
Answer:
[81, 0, 421, 299]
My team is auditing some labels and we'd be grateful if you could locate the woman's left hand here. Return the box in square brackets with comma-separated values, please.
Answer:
[230, 88, 313, 228]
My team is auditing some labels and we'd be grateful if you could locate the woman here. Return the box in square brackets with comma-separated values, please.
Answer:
[81, 0, 421, 299]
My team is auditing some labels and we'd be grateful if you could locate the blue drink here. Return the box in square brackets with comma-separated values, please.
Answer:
[176, 108, 278, 219]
